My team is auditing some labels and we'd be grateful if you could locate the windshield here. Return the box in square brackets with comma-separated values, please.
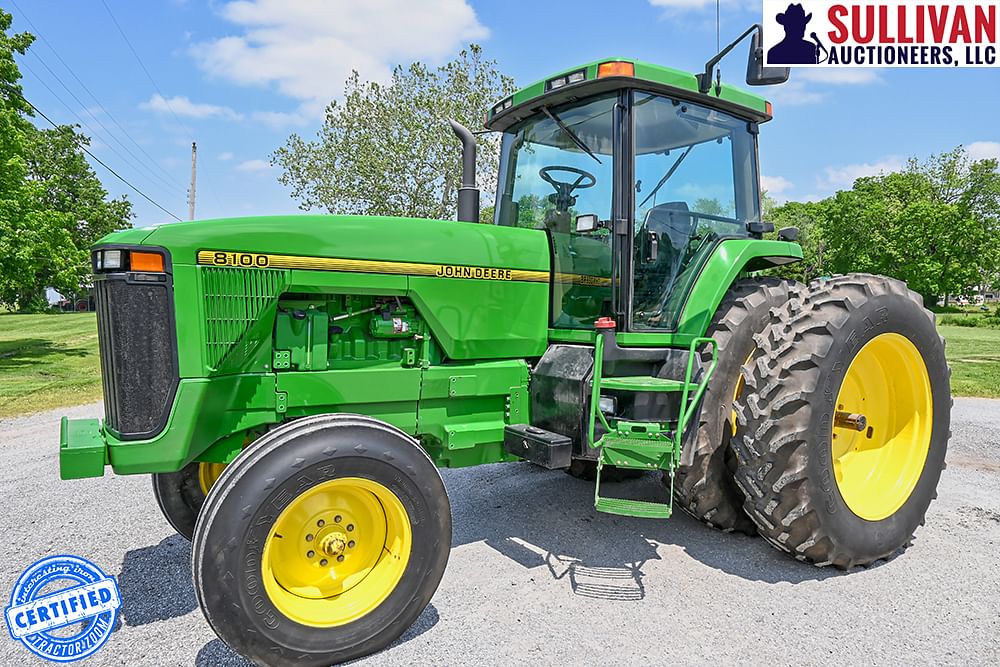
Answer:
[631, 92, 759, 331]
[495, 93, 617, 328]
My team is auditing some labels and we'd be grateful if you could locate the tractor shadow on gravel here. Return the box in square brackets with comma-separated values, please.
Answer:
[448, 463, 882, 589]
[193, 604, 441, 667]
[117, 534, 197, 626]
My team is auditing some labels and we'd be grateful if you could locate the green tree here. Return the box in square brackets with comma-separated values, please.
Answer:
[818, 149, 997, 306]
[0, 9, 132, 311]
[767, 200, 827, 283]
[273, 45, 515, 220]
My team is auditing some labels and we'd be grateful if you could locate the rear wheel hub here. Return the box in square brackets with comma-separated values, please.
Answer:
[832, 332, 933, 521]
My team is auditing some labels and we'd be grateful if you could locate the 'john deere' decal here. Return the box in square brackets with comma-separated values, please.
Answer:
[197, 250, 550, 283]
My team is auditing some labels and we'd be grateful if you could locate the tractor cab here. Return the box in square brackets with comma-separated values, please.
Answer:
[488, 72, 766, 332]
[477, 41, 795, 517]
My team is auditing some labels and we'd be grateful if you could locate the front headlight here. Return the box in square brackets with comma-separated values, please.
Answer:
[102, 250, 123, 270]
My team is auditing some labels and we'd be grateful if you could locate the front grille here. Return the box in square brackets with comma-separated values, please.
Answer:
[95, 273, 178, 440]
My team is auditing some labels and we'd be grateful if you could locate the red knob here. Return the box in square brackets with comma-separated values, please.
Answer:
[595, 317, 617, 329]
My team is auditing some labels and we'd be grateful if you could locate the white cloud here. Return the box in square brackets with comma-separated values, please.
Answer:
[218, 151, 234, 161]
[191, 0, 488, 120]
[821, 156, 905, 190]
[966, 141, 1000, 163]
[140, 94, 244, 120]
[251, 109, 309, 129]
[761, 175, 793, 195]
[767, 81, 825, 106]
[766, 68, 882, 108]
[235, 159, 273, 172]
[797, 69, 883, 85]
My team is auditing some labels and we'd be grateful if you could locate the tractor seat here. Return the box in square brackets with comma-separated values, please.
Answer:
[634, 202, 695, 314]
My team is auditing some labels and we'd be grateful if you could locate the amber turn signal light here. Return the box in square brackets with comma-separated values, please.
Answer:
[597, 61, 634, 78]
[130, 251, 165, 272]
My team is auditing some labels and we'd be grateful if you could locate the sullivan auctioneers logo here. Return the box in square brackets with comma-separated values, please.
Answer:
[763, 1, 999, 66]
[4, 555, 121, 662]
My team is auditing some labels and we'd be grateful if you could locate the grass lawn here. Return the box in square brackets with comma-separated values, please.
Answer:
[0, 313, 101, 418]
[938, 324, 1000, 398]
[0, 315, 997, 419]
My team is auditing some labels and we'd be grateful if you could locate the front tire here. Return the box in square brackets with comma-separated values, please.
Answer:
[732, 274, 950, 568]
[192, 414, 451, 666]
[152, 461, 226, 540]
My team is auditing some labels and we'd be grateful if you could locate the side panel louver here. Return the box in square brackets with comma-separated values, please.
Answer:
[202, 267, 288, 370]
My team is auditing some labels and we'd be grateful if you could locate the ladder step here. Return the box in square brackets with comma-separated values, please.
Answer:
[599, 376, 689, 392]
[595, 497, 673, 519]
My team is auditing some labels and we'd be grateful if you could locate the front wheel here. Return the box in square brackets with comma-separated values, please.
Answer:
[732, 274, 950, 568]
[192, 414, 451, 666]
[152, 461, 226, 540]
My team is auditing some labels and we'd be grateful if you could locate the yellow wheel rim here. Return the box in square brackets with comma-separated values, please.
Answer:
[198, 462, 227, 495]
[261, 477, 412, 627]
[731, 351, 754, 437]
[833, 333, 933, 521]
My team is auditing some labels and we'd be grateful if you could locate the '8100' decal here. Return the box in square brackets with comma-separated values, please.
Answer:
[206, 251, 270, 268]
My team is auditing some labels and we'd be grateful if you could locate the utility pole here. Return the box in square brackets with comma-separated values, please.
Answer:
[187, 141, 197, 220]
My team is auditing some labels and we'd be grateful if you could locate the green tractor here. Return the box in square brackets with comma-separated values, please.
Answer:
[59, 26, 949, 666]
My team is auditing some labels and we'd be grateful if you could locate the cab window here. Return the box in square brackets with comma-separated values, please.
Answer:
[631, 92, 759, 330]
[495, 93, 617, 328]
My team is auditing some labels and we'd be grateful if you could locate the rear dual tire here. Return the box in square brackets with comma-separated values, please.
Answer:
[731, 274, 950, 568]
[667, 277, 799, 534]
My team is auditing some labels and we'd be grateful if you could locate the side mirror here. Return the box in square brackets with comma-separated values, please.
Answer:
[575, 214, 598, 233]
[746, 29, 790, 87]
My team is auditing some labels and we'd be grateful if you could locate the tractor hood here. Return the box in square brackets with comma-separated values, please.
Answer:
[106, 215, 551, 275]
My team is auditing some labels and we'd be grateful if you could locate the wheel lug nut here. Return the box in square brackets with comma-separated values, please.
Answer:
[337, 555, 344, 562]
[346, 524, 354, 532]
[348, 540, 355, 548]
[307, 550, 315, 558]
[306, 534, 313, 542]
[317, 519, 325, 527]
[334, 515, 342, 523]
[320, 558, 328, 566]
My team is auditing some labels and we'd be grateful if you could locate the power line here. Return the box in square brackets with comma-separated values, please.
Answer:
[99, 0, 196, 142]
[23, 96, 183, 222]
[8, 0, 185, 191]
[18, 58, 178, 201]
[99, 0, 226, 214]
[22, 53, 180, 195]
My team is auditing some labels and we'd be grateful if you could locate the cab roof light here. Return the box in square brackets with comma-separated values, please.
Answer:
[546, 68, 587, 92]
[765, 101, 773, 116]
[130, 251, 165, 273]
[597, 61, 634, 79]
[492, 96, 514, 116]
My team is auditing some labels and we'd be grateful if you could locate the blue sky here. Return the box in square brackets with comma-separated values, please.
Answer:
[8, 0, 1000, 226]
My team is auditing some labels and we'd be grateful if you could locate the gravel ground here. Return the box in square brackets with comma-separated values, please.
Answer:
[1, 399, 998, 666]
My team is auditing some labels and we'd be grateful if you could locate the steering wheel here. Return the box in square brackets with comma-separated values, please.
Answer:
[539, 166, 597, 192]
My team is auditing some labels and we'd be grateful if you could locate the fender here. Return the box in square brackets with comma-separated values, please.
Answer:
[673, 237, 802, 339]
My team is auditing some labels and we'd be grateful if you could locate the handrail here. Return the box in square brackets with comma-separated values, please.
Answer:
[674, 336, 718, 455]
[588, 331, 717, 448]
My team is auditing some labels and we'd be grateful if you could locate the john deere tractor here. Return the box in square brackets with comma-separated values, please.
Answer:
[58, 25, 949, 666]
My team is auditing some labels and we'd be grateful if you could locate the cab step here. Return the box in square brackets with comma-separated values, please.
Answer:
[595, 496, 672, 519]
[598, 376, 686, 392]
[586, 320, 719, 520]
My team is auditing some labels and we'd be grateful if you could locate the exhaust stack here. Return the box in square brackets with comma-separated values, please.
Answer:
[449, 119, 480, 223]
